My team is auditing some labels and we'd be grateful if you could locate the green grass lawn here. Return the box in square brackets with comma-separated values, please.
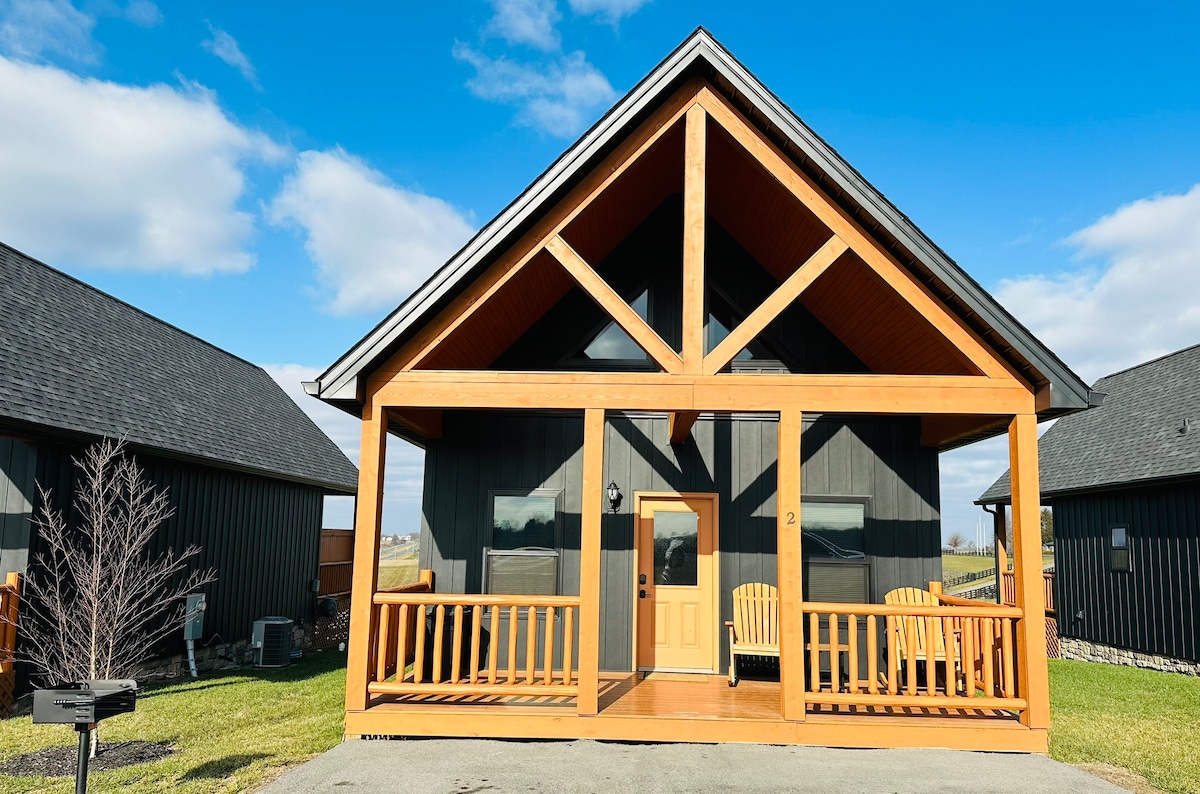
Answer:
[941, 553, 996, 575]
[0, 651, 347, 794]
[1050, 658, 1200, 794]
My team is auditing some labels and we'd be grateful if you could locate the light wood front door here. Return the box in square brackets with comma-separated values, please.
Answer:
[635, 494, 718, 673]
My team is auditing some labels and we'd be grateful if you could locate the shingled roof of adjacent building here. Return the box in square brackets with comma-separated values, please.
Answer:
[978, 343, 1200, 504]
[0, 241, 358, 493]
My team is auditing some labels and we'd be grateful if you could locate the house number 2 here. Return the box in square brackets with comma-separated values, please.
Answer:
[786, 511, 796, 525]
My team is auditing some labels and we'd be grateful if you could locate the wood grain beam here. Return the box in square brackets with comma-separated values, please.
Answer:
[369, 371, 1036, 415]
[682, 104, 707, 374]
[345, 401, 387, 713]
[545, 235, 683, 374]
[668, 411, 699, 444]
[577, 408, 605, 716]
[777, 407, 805, 721]
[372, 79, 702, 377]
[1010, 414, 1050, 730]
[695, 88, 1021, 384]
[703, 235, 849, 375]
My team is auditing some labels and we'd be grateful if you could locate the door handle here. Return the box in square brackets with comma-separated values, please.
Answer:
[638, 589, 647, 599]
[639, 574, 647, 585]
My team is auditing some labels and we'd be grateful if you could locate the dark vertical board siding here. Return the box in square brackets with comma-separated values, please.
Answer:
[0, 437, 37, 576]
[421, 412, 939, 673]
[1055, 481, 1200, 662]
[27, 442, 324, 652]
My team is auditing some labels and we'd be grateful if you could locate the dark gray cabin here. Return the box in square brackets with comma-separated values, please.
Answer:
[0, 241, 358, 660]
[980, 344, 1200, 665]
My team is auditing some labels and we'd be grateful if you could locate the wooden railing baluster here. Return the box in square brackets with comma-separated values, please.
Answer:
[432, 605, 446, 684]
[1002, 618, 1014, 698]
[412, 605, 426, 685]
[488, 606, 500, 685]
[544, 607, 556, 686]
[808, 612, 820, 693]
[525, 606, 537, 685]
[376, 603, 391, 684]
[396, 604, 409, 681]
[867, 615, 878, 695]
[507, 606, 519, 684]
[563, 607, 574, 686]
[847, 614, 858, 694]
[450, 604, 464, 685]
[469, 605, 482, 685]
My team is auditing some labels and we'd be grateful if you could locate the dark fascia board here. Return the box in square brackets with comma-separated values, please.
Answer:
[977, 471, 1200, 507]
[313, 27, 1093, 414]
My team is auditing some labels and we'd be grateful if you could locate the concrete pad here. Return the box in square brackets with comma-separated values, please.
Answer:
[261, 738, 1127, 793]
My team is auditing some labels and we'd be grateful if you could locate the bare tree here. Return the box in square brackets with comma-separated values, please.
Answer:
[21, 439, 216, 752]
[946, 532, 967, 552]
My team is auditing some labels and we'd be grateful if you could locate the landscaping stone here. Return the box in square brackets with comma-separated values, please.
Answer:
[1060, 637, 1200, 676]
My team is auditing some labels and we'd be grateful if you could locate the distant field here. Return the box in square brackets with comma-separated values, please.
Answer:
[941, 554, 995, 575]
[377, 554, 419, 590]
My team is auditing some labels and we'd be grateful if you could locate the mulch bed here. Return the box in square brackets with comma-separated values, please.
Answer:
[0, 741, 174, 777]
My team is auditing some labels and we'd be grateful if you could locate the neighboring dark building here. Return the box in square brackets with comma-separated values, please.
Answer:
[0, 241, 358, 668]
[979, 344, 1200, 672]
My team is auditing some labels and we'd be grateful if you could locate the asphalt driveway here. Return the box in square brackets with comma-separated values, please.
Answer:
[261, 738, 1127, 793]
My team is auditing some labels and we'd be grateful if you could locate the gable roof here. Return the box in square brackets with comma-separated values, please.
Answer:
[310, 28, 1094, 422]
[978, 344, 1200, 504]
[0, 241, 358, 493]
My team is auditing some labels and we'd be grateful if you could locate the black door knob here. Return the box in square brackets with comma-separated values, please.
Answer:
[639, 574, 647, 585]
[638, 589, 647, 599]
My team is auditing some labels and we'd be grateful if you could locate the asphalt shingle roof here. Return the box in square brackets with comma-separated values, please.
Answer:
[0, 242, 358, 493]
[978, 344, 1200, 503]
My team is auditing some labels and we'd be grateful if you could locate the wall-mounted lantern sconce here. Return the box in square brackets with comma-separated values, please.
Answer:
[607, 481, 622, 513]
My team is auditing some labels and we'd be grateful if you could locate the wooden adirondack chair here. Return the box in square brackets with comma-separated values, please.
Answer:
[883, 586, 947, 665]
[725, 583, 778, 687]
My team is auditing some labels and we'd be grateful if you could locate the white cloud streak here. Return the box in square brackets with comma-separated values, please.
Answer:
[995, 184, 1200, 384]
[0, 56, 282, 274]
[263, 363, 426, 536]
[202, 22, 260, 90]
[453, 44, 616, 137]
[267, 148, 476, 315]
[567, 0, 651, 23]
[485, 0, 560, 50]
[0, 0, 97, 62]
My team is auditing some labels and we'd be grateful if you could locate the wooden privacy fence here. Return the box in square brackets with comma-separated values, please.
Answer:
[0, 573, 19, 718]
[800, 599, 1026, 714]
[367, 588, 580, 699]
[319, 529, 355, 598]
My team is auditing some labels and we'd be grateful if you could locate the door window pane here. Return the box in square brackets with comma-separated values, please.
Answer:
[653, 510, 698, 586]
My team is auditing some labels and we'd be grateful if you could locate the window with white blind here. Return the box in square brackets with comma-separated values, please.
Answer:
[485, 491, 561, 595]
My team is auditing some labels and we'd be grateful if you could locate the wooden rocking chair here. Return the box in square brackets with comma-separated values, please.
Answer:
[725, 583, 778, 687]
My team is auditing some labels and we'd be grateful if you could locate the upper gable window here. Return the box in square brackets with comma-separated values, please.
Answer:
[582, 290, 650, 361]
[706, 313, 756, 361]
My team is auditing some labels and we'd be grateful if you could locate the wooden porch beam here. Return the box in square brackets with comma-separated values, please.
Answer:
[1010, 414, 1050, 730]
[345, 401, 388, 713]
[369, 372, 1036, 415]
[577, 408, 605, 716]
[919, 414, 1008, 448]
[703, 235, 849, 375]
[682, 103, 707, 374]
[372, 80, 702, 376]
[668, 411, 699, 444]
[777, 408, 806, 721]
[545, 236, 683, 374]
[695, 88, 1020, 384]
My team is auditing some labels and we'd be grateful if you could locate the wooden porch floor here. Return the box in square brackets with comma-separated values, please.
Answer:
[366, 672, 1022, 722]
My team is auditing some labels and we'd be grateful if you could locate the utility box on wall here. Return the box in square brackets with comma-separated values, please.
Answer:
[184, 594, 207, 641]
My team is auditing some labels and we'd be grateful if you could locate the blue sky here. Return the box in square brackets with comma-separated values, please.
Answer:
[2, 1, 1199, 541]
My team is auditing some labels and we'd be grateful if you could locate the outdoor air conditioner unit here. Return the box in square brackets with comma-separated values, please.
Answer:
[251, 617, 293, 668]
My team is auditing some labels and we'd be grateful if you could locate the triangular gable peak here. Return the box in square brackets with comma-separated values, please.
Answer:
[367, 81, 1014, 380]
[314, 29, 1095, 449]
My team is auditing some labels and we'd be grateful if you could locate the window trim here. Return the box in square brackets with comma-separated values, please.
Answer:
[1110, 524, 1131, 572]
[484, 488, 564, 595]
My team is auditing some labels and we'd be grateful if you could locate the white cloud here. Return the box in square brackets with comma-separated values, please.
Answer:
[267, 148, 476, 315]
[0, 0, 97, 62]
[118, 0, 160, 27]
[453, 44, 616, 137]
[0, 56, 282, 274]
[263, 363, 427, 536]
[202, 22, 260, 90]
[567, 0, 651, 22]
[995, 184, 1200, 384]
[485, 0, 560, 51]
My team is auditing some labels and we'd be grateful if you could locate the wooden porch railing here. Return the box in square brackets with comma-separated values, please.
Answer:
[366, 588, 580, 699]
[1000, 570, 1053, 614]
[801, 599, 1025, 713]
[1, 573, 20, 718]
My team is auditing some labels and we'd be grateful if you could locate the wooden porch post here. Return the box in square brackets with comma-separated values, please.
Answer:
[1009, 413, 1050, 729]
[777, 408, 806, 721]
[345, 398, 388, 713]
[577, 408, 605, 716]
